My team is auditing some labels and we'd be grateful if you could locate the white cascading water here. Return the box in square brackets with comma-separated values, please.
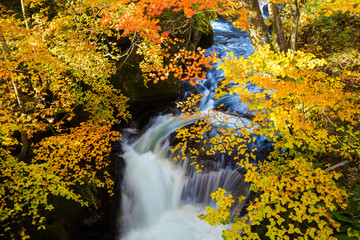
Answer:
[119, 19, 255, 240]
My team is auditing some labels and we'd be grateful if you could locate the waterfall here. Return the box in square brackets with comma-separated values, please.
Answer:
[120, 116, 249, 240]
[119, 19, 255, 240]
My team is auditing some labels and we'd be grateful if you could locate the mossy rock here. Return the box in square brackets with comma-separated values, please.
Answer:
[110, 25, 214, 115]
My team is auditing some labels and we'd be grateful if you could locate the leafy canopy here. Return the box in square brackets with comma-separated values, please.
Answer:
[174, 44, 359, 239]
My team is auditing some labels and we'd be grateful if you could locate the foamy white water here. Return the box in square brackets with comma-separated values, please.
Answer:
[120, 116, 235, 240]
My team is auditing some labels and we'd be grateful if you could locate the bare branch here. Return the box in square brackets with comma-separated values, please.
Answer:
[325, 160, 350, 172]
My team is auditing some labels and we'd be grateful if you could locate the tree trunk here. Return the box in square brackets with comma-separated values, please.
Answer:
[289, 0, 300, 51]
[268, 3, 287, 52]
[239, 0, 271, 52]
[0, 34, 10, 54]
[20, 0, 30, 29]
[0, 33, 29, 161]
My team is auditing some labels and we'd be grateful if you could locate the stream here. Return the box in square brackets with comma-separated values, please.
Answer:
[118, 19, 257, 240]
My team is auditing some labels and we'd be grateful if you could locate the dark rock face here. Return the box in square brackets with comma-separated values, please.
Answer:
[29, 197, 82, 240]
[117, 70, 181, 117]
[197, 27, 215, 49]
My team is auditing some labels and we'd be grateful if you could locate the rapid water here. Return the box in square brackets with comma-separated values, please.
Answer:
[119, 20, 255, 240]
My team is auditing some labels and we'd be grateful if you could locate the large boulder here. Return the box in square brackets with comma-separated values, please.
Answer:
[111, 25, 215, 116]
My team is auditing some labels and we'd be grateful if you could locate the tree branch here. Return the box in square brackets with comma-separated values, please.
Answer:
[325, 160, 350, 172]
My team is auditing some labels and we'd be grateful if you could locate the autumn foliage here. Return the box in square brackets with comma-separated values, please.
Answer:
[33, 122, 121, 193]
[174, 32, 359, 240]
[1, 0, 360, 239]
[200, 158, 348, 239]
[0, 0, 229, 238]
[0, 1, 130, 238]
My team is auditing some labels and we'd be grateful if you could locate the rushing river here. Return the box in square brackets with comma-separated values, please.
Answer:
[119, 19, 256, 240]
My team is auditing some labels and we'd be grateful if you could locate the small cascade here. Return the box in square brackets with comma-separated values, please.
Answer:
[181, 168, 249, 205]
[119, 19, 258, 240]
